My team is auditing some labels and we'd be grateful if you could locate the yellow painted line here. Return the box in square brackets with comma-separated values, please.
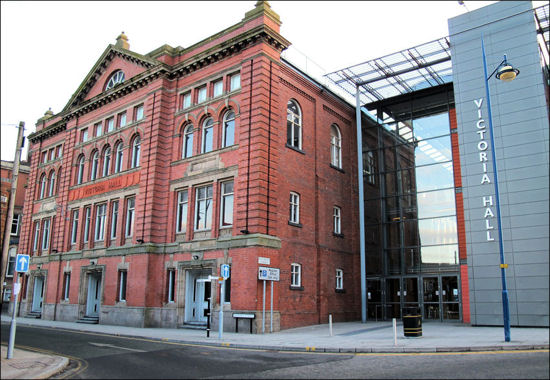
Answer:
[12, 343, 89, 378]
[306, 346, 316, 351]
[221, 343, 230, 347]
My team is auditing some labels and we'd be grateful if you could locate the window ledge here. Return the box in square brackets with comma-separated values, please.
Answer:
[335, 288, 346, 294]
[285, 144, 305, 155]
[330, 164, 345, 173]
[288, 221, 302, 228]
[289, 286, 304, 291]
[333, 233, 344, 239]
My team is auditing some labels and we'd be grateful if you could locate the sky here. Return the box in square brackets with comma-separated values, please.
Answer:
[0, 0, 513, 161]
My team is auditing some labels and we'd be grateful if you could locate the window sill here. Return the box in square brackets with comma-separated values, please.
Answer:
[333, 233, 344, 239]
[335, 288, 346, 294]
[330, 164, 345, 173]
[289, 286, 304, 291]
[288, 221, 302, 228]
[285, 144, 305, 155]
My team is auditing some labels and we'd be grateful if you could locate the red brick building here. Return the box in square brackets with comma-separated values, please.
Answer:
[17, 1, 363, 331]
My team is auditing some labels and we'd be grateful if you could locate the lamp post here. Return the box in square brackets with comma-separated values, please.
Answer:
[481, 35, 519, 343]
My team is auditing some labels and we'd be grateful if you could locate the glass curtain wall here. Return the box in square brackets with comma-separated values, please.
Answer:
[364, 88, 460, 321]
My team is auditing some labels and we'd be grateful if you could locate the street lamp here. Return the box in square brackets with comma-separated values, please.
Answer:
[481, 35, 519, 343]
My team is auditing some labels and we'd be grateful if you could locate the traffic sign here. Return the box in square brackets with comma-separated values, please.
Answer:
[258, 266, 279, 281]
[15, 254, 30, 273]
[221, 264, 230, 280]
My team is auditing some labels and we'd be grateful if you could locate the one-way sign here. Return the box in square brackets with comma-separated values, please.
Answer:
[15, 254, 30, 273]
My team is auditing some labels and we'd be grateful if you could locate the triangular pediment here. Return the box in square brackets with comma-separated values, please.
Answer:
[62, 44, 159, 112]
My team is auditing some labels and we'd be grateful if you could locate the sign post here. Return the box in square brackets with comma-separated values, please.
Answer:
[219, 265, 230, 339]
[258, 266, 279, 334]
[197, 275, 219, 338]
[7, 255, 30, 359]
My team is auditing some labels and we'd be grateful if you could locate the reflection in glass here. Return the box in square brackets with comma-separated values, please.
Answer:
[420, 245, 458, 265]
[415, 136, 452, 166]
[415, 163, 454, 192]
[413, 112, 450, 140]
[418, 217, 457, 246]
[417, 189, 457, 219]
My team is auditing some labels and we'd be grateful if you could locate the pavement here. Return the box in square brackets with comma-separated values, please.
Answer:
[1, 314, 548, 379]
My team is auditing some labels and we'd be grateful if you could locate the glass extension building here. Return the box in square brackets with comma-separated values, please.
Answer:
[326, 1, 549, 326]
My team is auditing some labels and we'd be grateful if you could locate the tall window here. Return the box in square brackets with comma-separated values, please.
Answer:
[291, 263, 301, 287]
[95, 122, 103, 137]
[197, 86, 207, 103]
[41, 218, 51, 251]
[77, 155, 85, 185]
[365, 150, 376, 185]
[220, 181, 234, 227]
[182, 125, 194, 159]
[333, 206, 341, 235]
[195, 185, 213, 231]
[213, 79, 223, 97]
[94, 204, 106, 241]
[182, 92, 192, 109]
[6, 247, 16, 277]
[289, 192, 300, 224]
[102, 146, 111, 177]
[131, 135, 141, 168]
[230, 73, 240, 91]
[201, 118, 213, 153]
[335, 269, 343, 290]
[70, 210, 79, 245]
[117, 270, 127, 302]
[117, 112, 127, 128]
[134, 104, 144, 121]
[222, 110, 235, 148]
[81, 128, 89, 143]
[330, 124, 342, 169]
[125, 197, 135, 238]
[167, 269, 176, 303]
[110, 200, 119, 240]
[10, 214, 21, 236]
[106, 117, 115, 133]
[39, 174, 47, 198]
[83, 206, 91, 243]
[114, 142, 124, 173]
[63, 273, 71, 301]
[48, 171, 56, 197]
[90, 151, 99, 180]
[32, 221, 40, 252]
[287, 100, 302, 149]
[176, 190, 188, 233]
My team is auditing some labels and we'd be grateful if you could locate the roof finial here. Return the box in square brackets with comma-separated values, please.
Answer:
[115, 31, 130, 50]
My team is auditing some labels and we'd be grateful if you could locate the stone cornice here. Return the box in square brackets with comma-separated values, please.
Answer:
[28, 120, 67, 144]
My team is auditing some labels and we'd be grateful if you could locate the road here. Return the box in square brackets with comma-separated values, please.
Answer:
[1, 323, 548, 379]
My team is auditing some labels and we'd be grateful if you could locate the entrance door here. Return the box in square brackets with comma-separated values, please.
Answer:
[86, 273, 101, 316]
[185, 271, 210, 323]
[32, 277, 44, 312]
[385, 278, 401, 319]
[423, 277, 440, 320]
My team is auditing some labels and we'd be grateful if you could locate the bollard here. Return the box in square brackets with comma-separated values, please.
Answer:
[393, 318, 397, 346]
[329, 314, 333, 337]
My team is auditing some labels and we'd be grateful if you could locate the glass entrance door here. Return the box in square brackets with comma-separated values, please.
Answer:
[442, 276, 460, 320]
[422, 275, 460, 321]
[32, 277, 44, 312]
[385, 278, 401, 319]
[423, 277, 439, 320]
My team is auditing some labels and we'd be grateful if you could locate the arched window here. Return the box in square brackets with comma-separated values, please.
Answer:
[77, 155, 85, 185]
[90, 150, 99, 180]
[105, 70, 125, 91]
[114, 142, 124, 173]
[131, 135, 141, 168]
[39, 173, 47, 199]
[48, 170, 56, 197]
[201, 118, 213, 153]
[330, 124, 342, 169]
[222, 110, 235, 148]
[182, 124, 194, 159]
[102, 146, 111, 177]
[287, 100, 302, 150]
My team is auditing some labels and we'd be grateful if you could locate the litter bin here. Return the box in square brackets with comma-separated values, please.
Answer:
[402, 307, 422, 337]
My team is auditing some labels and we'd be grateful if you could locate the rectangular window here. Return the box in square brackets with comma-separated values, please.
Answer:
[49, 148, 55, 161]
[32, 221, 40, 252]
[336, 269, 343, 290]
[41, 218, 51, 251]
[197, 86, 207, 103]
[94, 204, 106, 241]
[220, 181, 234, 227]
[230, 73, 241, 91]
[176, 190, 188, 233]
[333, 206, 341, 235]
[195, 185, 213, 231]
[10, 214, 21, 236]
[83, 206, 91, 243]
[118, 270, 127, 302]
[63, 273, 71, 301]
[213, 79, 223, 97]
[291, 263, 301, 287]
[167, 269, 176, 303]
[289, 192, 300, 224]
[117, 112, 127, 128]
[182, 92, 191, 109]
[56, 145, 62, 158]
[81, 128, 89, 143]
[364, 151, 376, 185]
[70, 210, 79, 245]
[106, 117, 115, 133]
[41, 151, 47, 163]
[125, 197, 135, 238]
[6, 248, 16, 277]
[110, 200, 119, 239]
[134, 104, 144, 121]
[94, 122, 103, 137]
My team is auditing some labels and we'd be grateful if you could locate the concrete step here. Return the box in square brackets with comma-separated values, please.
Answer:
[180, 322, 207, 330]
[76, 316, 99, 324]
[25, 312, 42, 319]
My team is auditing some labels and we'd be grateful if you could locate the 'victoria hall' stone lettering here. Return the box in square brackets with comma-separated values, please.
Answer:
[474, 98, 495, 241]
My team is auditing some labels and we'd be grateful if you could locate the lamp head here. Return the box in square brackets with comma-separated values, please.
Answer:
[496, 59, 520, 82]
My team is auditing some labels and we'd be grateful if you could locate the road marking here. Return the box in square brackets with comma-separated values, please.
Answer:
[89, 342, 146, 352]
[355, 349, 550, 357]
[11, 343, 88, 379]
